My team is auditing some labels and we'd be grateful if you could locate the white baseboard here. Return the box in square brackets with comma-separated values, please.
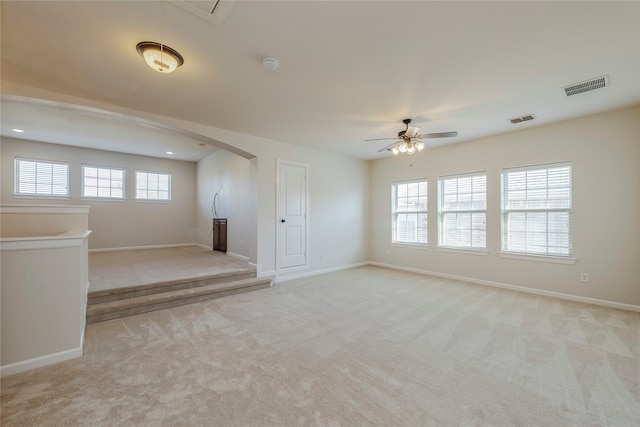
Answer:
[226, 252, 249, 262]
[274, 262, 369, 284]
[369, 261, 640, 313]
[1, 347, 83, 378]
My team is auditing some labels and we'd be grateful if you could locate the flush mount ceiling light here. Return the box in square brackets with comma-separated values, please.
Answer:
[136, 41, 184, 73]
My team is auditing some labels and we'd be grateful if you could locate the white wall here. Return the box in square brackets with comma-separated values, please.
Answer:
[188, 128, 372, 277]
[370, 106, 640, 307]
[0, 137, 197, 249]
[197, 149, 257, 262]
[1, 205, 90, 376]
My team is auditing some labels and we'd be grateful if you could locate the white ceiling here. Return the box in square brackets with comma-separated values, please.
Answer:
[1, 1, 639, 161]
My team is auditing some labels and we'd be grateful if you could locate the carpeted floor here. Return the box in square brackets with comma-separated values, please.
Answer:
[1, 266, 638, 426]
[88, 246, 251, 292]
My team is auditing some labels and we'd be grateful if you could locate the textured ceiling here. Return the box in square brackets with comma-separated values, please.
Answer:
[1, 1, 639, 161]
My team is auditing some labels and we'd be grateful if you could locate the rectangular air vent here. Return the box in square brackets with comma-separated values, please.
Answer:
[510, 114, 535, 124]
[563, 75, 609, 97]
[169, 0, 236, 27]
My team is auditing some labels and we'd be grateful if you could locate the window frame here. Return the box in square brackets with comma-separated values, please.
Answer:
[135, 169, 172, 202]
[14, 157, 70, 198]
[438, 171, 487, 251]
[501, 161, 573, 259]
[391, 178, 428, 247]
[81, 164, 126, 200]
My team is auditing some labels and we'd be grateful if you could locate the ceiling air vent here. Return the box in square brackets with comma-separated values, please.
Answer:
[169, 0, 236, 27]
[563, 75, 609, 97]
[510, 114, 535, 124]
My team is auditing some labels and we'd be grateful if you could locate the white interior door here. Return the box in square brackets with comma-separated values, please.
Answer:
[277, 159, 308, 271]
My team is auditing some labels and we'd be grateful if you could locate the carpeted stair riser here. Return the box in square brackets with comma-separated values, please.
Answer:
[87, 269, 257, 304]
[86, 278, 271, 323]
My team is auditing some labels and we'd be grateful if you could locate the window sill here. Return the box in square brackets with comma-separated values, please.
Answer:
[81, 197, 126, 202]
[501, 252, 576, 265]
[134, 199, 172, 204]
[437, 246, 488, 256]
[392, 242, 429, 250]
[13, 194, 71, 200]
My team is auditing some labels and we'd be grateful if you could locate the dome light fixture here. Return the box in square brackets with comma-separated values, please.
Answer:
[136, 41, 184, 73]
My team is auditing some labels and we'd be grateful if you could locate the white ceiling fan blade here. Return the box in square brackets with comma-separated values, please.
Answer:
[377, 141, 401, 152]
[365, 137, 398, 141]
[417, 131, 458, 139]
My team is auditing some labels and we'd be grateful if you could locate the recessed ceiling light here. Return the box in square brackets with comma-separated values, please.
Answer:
[11, 128, 25, 133]
[166, 151, 174, 155]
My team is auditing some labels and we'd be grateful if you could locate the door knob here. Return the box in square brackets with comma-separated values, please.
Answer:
[281, 219, 286, 223]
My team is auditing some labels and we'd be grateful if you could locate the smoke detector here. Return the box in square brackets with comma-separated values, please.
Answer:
[263, 58, 279, 71]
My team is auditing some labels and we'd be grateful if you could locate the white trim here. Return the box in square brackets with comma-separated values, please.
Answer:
[501, 252, 577, 265]
[0, 204, 90, 214]
[12, 194, 72, 201]
[1, 347, 83, 378]
[1, 231, 92, 251]
[368, 261, 639, 313]
[274, 262, 369, 284]
[194, 243, 212, 251]
[80, 197, 127, 202]
[437, 247, 489, 256]
[226, 251, 249, 262]
[392, 242, 429, 250]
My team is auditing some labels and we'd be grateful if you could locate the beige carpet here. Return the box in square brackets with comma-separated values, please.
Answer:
[2, 266, 638, 426]
[89, 246, 250, 292]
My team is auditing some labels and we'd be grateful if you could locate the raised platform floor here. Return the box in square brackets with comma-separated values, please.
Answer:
[87, 246, 272, 323]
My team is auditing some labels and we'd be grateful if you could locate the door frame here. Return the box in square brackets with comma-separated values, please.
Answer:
[275, 158, 309, 274]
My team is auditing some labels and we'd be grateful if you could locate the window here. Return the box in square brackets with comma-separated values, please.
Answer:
[501, 162, 572, 257]
[438, 172, 487, 250]
[14, 157, 69, 197]
[392, 179, 427, 245]
[136, 170, 171, 201]
[82, 165, 125, 199]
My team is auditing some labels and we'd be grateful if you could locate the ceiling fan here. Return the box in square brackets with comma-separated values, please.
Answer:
[366, 118, 458, 155]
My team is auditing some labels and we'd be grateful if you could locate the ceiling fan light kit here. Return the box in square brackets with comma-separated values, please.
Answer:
[366, 118, 457, 156]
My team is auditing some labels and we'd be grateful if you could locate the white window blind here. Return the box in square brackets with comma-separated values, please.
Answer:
[438, 172, 486, 249]
[136, 170, 171, 201]
[82, 165, 125, 199]
[392, 179, 427, 245]
[14, 157, 69, 196]
[501, 162, 572, 256]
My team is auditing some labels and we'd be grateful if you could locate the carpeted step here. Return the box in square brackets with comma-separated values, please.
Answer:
[87, 268, 257, 305]
[86, 276, 273, 324]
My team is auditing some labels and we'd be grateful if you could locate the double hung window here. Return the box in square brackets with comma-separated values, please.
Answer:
[14, 157, 69, 197]
[392, 179, 428, 245]
[501, 162, 572, 257]
[438, 172, 487, 250]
